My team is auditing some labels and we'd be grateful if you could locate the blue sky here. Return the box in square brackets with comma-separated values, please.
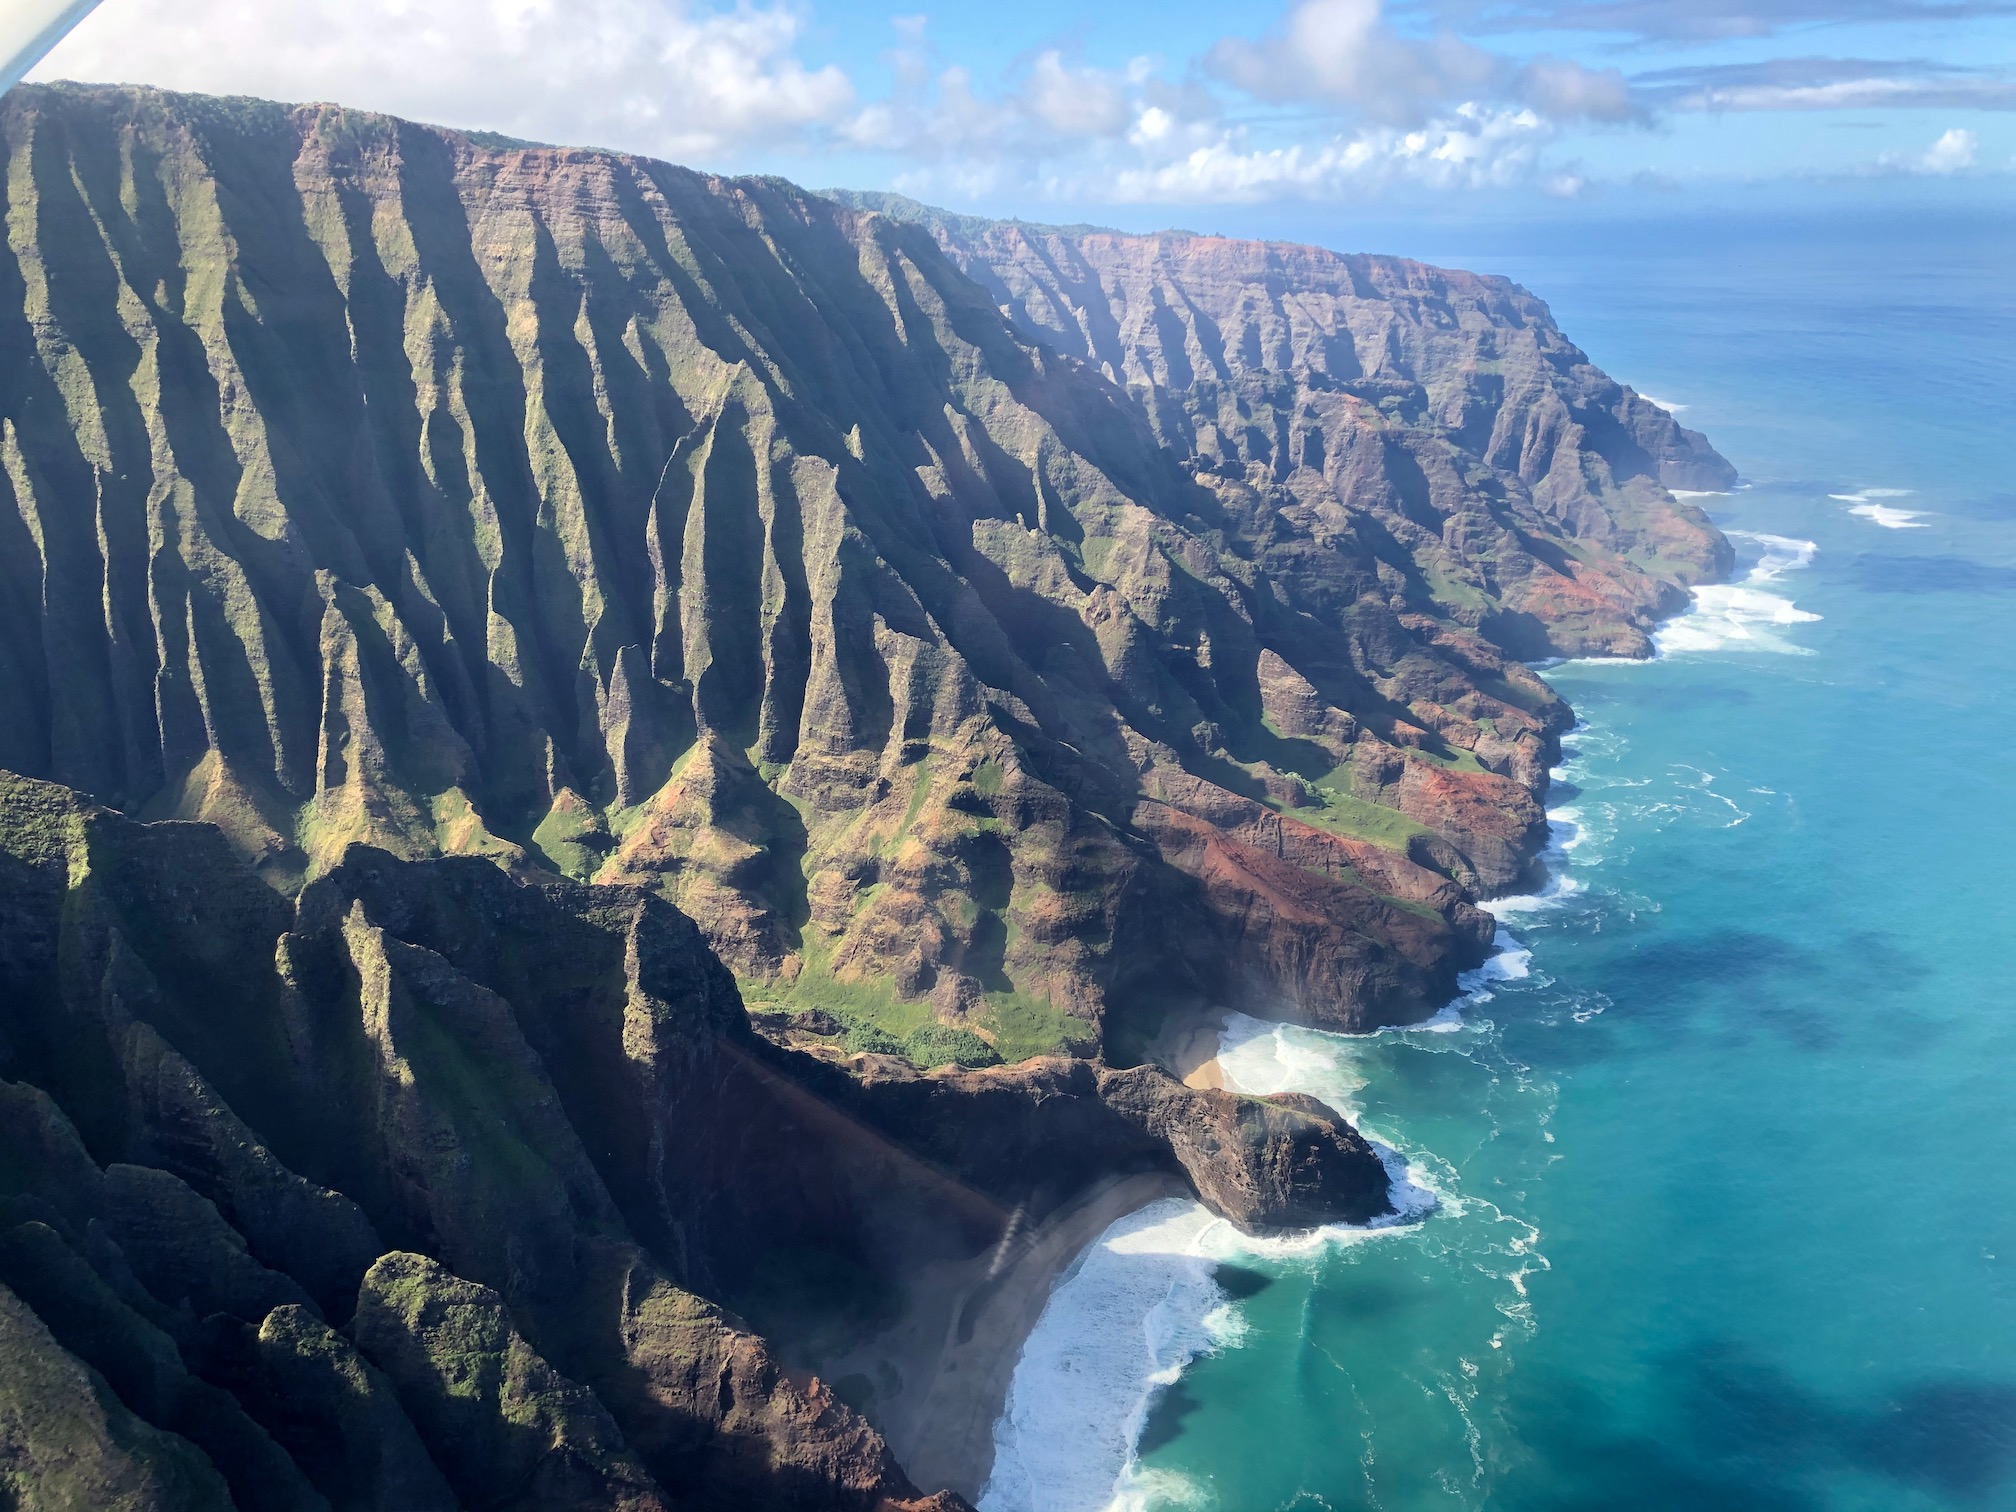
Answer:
[29, 0, 2016, 224]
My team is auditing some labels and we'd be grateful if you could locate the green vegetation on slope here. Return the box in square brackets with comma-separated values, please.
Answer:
[1292, 780, 1437, 851]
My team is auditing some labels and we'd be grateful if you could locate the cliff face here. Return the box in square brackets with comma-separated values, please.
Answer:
[830, 191, 1736, 657]
[0, 768, 1387, 1509]
[0, 85, 1729, 1057]
[0, 80, 1740, 1510]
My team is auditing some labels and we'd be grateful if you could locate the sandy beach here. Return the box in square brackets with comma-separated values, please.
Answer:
[1150, 1005, 1231, 1090]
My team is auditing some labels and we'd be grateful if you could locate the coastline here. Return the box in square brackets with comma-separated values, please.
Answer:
[860, 831, 1553, 1500]
[874, 524, 1773, 1505]
[826, 1169, 1191, 1502]
[941, 819, 1562, 1507]
[883, 756, 1571, 1503]
[843, 1003, 1277, 1500]
[933, 535, 1766, 1507]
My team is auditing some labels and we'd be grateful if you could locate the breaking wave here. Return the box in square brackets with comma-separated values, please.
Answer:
[1831, 488, 1927, 529]
[979, 1141, 1447, 1512]
[979, 1200, 1232, 1512]
[1654, 531, 1820, 656]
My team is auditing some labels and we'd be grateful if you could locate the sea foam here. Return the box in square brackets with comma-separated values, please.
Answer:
[1654, 531, 1819, 656]
[1848, 504, 1926, 529]
[1830, 488, 1927, 529]
[979, 1199, 1229, 1512]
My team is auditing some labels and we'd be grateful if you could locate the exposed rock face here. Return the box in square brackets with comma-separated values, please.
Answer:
[0, 769, 1390, 1508]
[0, 84, 1729, 1057]
[833, 190, 1737, 654]
[0, 79, 1742, 1512]
[347, 1253, 669, 1512]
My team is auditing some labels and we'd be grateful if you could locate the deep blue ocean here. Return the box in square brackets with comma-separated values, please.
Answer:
[979, 204, 2016, 1512]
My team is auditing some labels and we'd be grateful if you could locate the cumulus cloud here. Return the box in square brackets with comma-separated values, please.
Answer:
[30, 0, 855, 159]
[841, 30, 1176, 170]
[1205, 0, 1498, 122]
[853, 8, 1577, 206]
[1921, 125, 1980, 169]
[1880, 124, 1981, 170]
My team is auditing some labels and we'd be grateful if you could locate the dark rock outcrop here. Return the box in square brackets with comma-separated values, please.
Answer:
[348, 1253, 669, 1512]
[1096, 1068, 1390, 1229]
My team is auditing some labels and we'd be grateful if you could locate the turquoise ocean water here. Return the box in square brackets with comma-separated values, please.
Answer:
[979, 207, 2016, 1512]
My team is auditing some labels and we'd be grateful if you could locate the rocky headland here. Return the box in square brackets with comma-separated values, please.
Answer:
[0, 83, 1731, 1507]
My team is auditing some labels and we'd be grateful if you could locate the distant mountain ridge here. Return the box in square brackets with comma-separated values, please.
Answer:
[826, 186, 1735, 542]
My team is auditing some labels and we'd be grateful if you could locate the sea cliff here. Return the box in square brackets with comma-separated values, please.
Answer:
[0, 82, 1732, 1507]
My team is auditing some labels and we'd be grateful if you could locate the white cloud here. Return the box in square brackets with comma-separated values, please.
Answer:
[43, 0, 1947, 206]
[1455, 0, 2016, 46]
[1917, 126, 1979, 171]
[1517, 56, 1639, 122]
[30, 0, 855, 159]
[1872, 125, 1981, 173]
[1207, 0, 1499, 123]
[839, 35, 1162, 164]
[835, 6, 1581, 207]
[1023, 49, 1131, 138]
[1203, 2, 1646, 130]
[1099, 104, 1556, 201]
[1667, 76, 2016, 111]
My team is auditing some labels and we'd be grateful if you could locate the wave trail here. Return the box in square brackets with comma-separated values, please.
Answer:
[1850, 504, 1927, 528]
